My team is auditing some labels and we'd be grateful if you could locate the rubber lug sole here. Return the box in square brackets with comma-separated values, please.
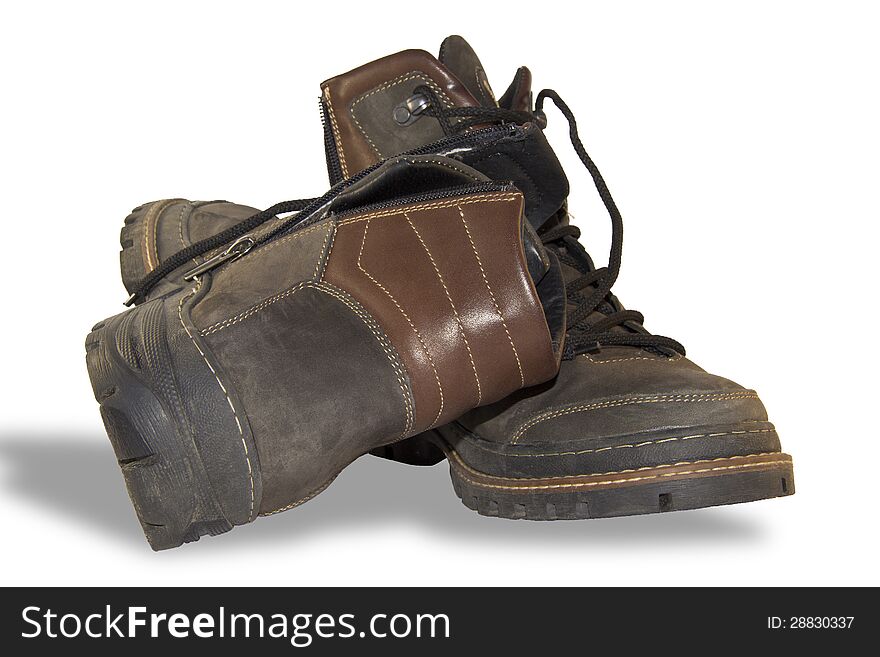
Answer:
[85, 314, 233, 550]
[119, 199, 184, 299]
[443, 444, 795, 520]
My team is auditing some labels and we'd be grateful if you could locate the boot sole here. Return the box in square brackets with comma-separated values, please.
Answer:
[119, 199, 186, 297]
[375, 435, 794, 519]
[85, 298, 258, 550]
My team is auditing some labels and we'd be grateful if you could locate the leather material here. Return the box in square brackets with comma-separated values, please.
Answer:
[191, 220, 333, 331]
[431, 349, 782, 478]
[173, 157, 564, 514]
[498, 66, 533, 112]
[153, 200, 260, 268]
[438, 35, 497, 107]
[323, 189, 559, 430]
[321, 49, 480, 178]
[321, 46, 569, 230]
[534, 252, 566, 356]
[201, 283, 412, 514]
[455, 123, 569, 230]
[325, 155, 487, 215]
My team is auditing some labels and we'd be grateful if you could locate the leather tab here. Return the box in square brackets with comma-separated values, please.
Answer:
[322, 186, 559, 430]
[321, 49, 480, 178]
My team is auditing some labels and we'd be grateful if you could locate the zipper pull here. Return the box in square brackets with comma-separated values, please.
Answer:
[183, 235, 255, 281]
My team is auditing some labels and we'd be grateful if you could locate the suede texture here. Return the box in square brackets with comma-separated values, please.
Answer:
[201, 282, 412, 515]
[431, 348, 782, 478]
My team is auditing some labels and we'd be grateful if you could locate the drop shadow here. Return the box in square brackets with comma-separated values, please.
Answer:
[0, 432, 768, 554]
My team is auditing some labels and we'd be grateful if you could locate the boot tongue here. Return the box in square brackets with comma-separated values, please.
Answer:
[437, 35, 498, 107]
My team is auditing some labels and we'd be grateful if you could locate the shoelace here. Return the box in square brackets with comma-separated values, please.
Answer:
[124, 126, 511, 304]
[125, 196, 318, 305]
[415, 85, 685, 358]
[127, 85, 684, 359]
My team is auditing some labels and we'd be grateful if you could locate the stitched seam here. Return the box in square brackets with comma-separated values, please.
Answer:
[318, 222, 337, 282]
[261, 474, 338, 516]
[511, 392, 761, 443]
[178, 281, 256, 520]
[457, 204, 524, 387]
[399, 157, 484, 181]
[350, 72, 454, 159]
[339, 194, 520, 225]
[458, 428, 777, 459]
[323, 85, 349, 178]
[200, 281, 413, 435]
[142, 201, 164, 271]
[315, 284, 413, 436]
[450, 452, 792, 491]
[231, 222, 329, 269]
[580, 353, 684, 364]
[178, 202, 215, 267]
[200, 282, 312, 335]
[405, 211, 482, 405]
[469, 151, 542, 206]
[450, 449, 785, 481]
[313, 222, 334, 281]
[356, 220, 445, 428]
[200, 213, 294, 266]
[177, 202, 189, 249]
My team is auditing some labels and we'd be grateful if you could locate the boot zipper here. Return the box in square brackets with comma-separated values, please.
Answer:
[178, 181, 512, 284]
[333, 180, 514, 220]
[128, 123, 524, 302]
[181, 235, 255, 281]
[320, 98, 345, 186]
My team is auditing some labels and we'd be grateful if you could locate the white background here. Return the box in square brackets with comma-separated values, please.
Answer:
[1, 1, 877, 586]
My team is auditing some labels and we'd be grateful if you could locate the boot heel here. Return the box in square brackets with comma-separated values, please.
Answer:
[85, 306, 233, 550]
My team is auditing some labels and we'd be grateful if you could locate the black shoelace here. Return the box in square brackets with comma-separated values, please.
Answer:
[415, 85, 685, 358]
[125, 196, 318, 305]
[127, 84, 684, 359]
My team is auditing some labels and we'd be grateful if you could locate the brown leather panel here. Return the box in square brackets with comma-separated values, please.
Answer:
[321, 49, 479, 178]
[322, 191, 557, 431]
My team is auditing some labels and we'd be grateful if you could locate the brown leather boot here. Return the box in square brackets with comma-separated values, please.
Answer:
[116, 36, 794, 521]
[87, 156, 566, 549]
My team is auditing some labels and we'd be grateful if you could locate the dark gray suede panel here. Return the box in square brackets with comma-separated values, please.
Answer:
[201, 282, 413, 515]
[349, 73, 450, 160]
[191, 220, 334, 331]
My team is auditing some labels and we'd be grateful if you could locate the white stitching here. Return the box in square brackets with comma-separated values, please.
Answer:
[580, 353, 684, 364]
[355, 219, 445, 428]
[232, 222, 329, 269]
[142, 201, 162, 271]
[456, 428, 777, 458]
[199, 281, 413, 435]
[457, 204, 524, 387]
[200, 283, 312, 335]
[349, 72, 455, 159]
[449, 450, 792, 491]
[339, 193, 520, 225]
[314, 283, 413, 436]
[323, 85, 349, 178]
[403, 157, 484, 181]
[405, 211, 482, 405]
[511, 392, 761, 443]
[313, 223, 334, 281]
[177, 281, 256, 520]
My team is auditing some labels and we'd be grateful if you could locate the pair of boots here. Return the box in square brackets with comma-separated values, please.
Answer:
[87, 36, 794, 550]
